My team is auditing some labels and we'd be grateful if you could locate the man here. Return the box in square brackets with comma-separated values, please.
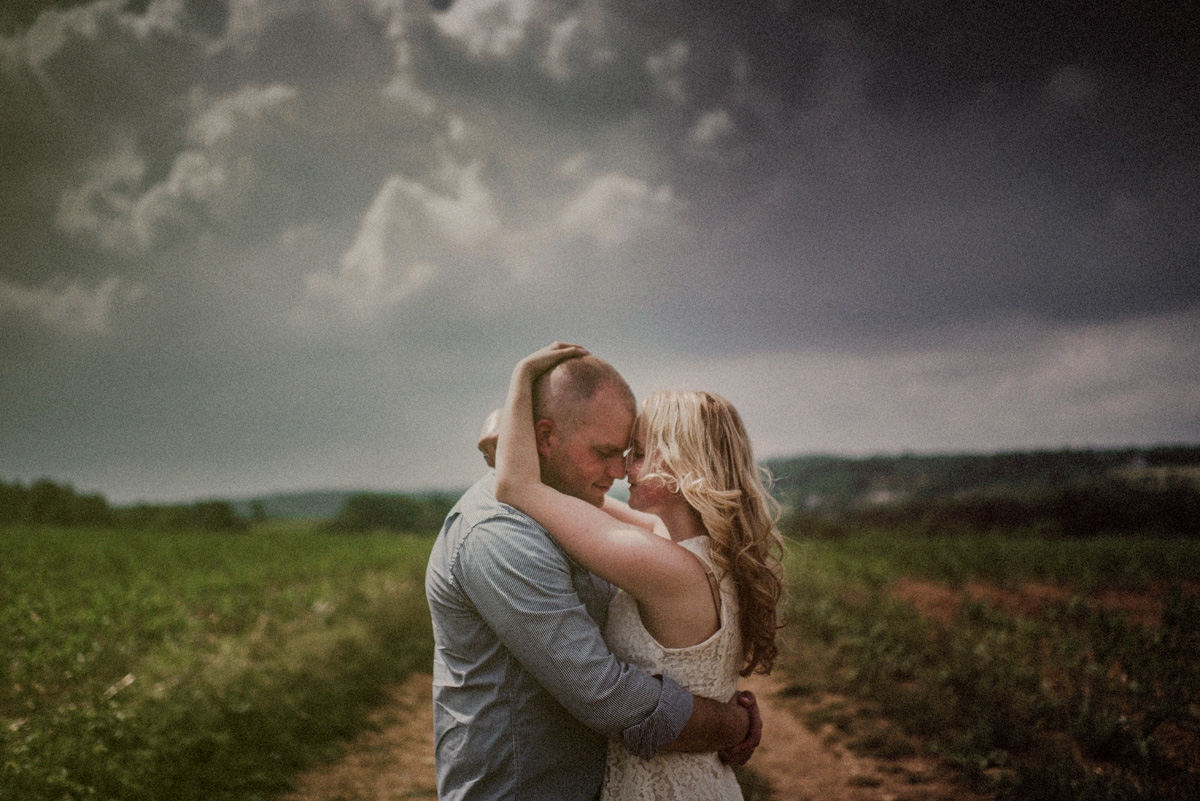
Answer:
[426, 353, 759, 800]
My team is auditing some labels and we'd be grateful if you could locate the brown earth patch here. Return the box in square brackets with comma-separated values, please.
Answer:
[891, 578, 1197, 628]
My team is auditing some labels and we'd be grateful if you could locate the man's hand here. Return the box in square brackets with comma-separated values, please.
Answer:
[718, 691, 761, 766]
[662, 688, 761, 757]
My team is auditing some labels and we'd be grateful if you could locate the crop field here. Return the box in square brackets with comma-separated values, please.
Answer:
[1, 523, 435, 801]
[780, 531, 1200, 800]
[4, 521, 1198, 801]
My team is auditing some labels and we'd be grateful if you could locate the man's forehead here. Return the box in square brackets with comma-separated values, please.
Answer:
[579, 387, 635, 439]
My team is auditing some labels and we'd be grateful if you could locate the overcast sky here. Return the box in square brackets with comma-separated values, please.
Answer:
[2, 0, 1197, 503]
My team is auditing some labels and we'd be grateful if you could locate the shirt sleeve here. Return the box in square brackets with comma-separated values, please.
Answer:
[454, 512, 694, 759]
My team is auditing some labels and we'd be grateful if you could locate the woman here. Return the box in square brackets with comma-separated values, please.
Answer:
[494, 343, 785, 800]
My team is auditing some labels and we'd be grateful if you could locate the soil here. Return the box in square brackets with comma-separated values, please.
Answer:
[278, 674, 440, 800]
[280, 577, 1200, 799]
[738, 671, 993, 801]
[279, 669, 992, 801]
[890, 577, 1197, 628]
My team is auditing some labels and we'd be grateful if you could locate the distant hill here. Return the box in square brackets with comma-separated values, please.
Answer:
[225, 490, 354, 519]
[227, 488, 468, 520]
[763, 445, 1200, 514]
[221, 446, 1200, 522]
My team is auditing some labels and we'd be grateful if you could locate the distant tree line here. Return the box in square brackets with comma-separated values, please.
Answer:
[326, 492, 456, 533]
[767, 445, 1200, 514]
[784, 475, 1200, 539]
[0, 478, 247, 532]
[0, 479, 458, 534]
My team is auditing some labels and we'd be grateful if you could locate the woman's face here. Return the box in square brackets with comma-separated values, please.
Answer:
[625, 430, 671, 512]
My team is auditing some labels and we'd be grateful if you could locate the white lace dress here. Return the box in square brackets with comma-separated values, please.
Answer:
[600, 536, 744, 800]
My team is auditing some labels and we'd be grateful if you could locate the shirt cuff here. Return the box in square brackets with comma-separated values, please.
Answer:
[619, 674, 694, 760]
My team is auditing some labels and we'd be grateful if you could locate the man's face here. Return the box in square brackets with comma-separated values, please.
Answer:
[540, 385, 634, 507]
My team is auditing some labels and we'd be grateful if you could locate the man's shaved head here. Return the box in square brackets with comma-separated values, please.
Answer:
[532, 355, 635, 436]
[531, 353, 636, 505]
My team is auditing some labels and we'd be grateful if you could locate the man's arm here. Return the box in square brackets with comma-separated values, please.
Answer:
[456, 514, 693, 756]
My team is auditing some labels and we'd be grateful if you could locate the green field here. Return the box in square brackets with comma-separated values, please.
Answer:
[1, 523, 435, 801]
[4, 523, 1198, 800]
[781, 531, 1200, 800]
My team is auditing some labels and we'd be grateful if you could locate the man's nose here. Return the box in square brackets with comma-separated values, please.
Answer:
[607, 456, 626, 479]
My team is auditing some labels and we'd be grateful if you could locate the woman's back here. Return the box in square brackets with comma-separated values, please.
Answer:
[600, 536, 744, 800]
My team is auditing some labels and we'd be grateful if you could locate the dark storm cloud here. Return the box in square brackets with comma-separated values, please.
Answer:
[8, 0, 1192, 340]
[1, 0, 1197, 501]
[574, 0, 1200, 350]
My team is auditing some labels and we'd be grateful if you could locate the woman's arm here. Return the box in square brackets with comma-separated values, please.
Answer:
[494, 345, 705, 607]
[601, 496, 668, 539]
[493, 343, 586, 495]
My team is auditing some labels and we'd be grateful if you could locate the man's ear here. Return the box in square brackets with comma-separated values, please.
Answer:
[534, 419, 556, 458]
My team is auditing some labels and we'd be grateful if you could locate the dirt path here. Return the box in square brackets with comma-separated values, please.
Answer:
[741, 671, 990, 801]
[281, 672, 988, 801]
[279, 673, 438, 800]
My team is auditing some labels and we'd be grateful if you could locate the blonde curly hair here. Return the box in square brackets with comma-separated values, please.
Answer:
[635, 390, 785, 676]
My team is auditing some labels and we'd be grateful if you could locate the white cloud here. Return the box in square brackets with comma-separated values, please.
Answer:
[420, 160, 502, 247]
[432, 0, 537, 59]
[19, 0, 193, 111]
[555, 173, 679, 245]
[541, 7, 614, 82]
[645, 39, 689, 103]
[302, 152, 685, 321]
[557, 152, 589, 177]
[305, 179, 436, 318]
[130, 84, 300, 246]
[689, 108, 735, 146]
[0, 275, 145, 334]
[126, 0, 191, 39]
[129, 150, 230, 248]
[542, 14, 581, 81]
[24, 0, 115, 70]
[304, 160, 498, 318]
[56, 84, 299, 251]
[221, 0, 289, 51]
[189, 83, 298, 147]
[57, 136, 147, 250]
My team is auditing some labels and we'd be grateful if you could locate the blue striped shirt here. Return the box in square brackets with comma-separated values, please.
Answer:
[426, 473, 693, 800]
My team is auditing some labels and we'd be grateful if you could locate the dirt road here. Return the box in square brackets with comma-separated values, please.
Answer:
[280, 671, 989, 801]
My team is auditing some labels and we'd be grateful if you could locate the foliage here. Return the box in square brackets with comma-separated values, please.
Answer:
[117, 499, 250, 532]
[0, 478, 113, 527]
[766, 445, 1200, 515]
[841, 476, 1200, 538]
[782, 532, 1200, 800]
[328, 491, 456, 534]
[0, 478, 248, 532]
[0, 524, 436, 801]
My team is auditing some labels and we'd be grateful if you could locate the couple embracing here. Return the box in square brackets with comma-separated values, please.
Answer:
[425, 343, 786, 800]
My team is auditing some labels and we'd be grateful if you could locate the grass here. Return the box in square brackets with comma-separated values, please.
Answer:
[8, 521, 1198, 800]
[732, 765, 774, 800]
[1, 523, 436, 801]
[780, 530, 1200, 800]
